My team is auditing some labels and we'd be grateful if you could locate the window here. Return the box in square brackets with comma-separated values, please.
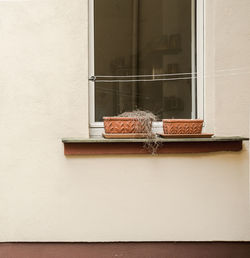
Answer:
[89, 0, 204, 133]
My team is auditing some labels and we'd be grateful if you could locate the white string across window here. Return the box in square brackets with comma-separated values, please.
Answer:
[89, 72, 197, 83]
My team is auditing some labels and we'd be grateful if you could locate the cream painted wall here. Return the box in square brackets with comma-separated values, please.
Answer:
[0, 0, 249, 241]
[204, 0, 250, 136]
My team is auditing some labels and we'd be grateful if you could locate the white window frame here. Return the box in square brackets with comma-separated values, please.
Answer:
[88, 0, 204, 137]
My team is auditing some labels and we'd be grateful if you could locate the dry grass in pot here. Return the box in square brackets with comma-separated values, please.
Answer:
[118, 110, 161, 154]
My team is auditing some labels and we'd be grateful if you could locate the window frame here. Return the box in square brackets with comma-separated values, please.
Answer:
[88, 0, 204, 136]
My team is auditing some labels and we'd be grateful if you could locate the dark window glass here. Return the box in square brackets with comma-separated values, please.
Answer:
[94, 0, 196, 121]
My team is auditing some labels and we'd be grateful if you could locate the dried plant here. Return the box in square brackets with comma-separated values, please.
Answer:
[118, 110, 161, 154]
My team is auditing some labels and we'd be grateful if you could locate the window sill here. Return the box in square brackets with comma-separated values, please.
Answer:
[62, 136, 249, 155]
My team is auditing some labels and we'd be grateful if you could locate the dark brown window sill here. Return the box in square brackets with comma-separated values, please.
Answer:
[62, 136, 249, 155]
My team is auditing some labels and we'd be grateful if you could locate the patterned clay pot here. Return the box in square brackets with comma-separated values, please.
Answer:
[163, 119, 203, 135]
[103, 117, 149, 134]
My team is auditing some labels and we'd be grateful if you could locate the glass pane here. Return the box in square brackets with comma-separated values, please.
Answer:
[94, 0, 196, 121]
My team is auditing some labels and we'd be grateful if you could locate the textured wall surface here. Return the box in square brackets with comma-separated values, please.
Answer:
[0, 0, 249, 241]
[204, 0, 250, 136]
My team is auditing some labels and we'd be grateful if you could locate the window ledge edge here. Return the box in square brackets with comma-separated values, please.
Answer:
[62, 136, 248, 155]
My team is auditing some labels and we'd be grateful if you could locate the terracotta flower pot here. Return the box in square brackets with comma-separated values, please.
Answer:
[163, 119, 203, 134]
[103, 117, 149, 134]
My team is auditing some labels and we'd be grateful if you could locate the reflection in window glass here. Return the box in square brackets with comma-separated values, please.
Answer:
[94, 0, 196, 121]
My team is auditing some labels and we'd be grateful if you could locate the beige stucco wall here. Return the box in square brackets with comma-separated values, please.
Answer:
[0, 0, 249, 241]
